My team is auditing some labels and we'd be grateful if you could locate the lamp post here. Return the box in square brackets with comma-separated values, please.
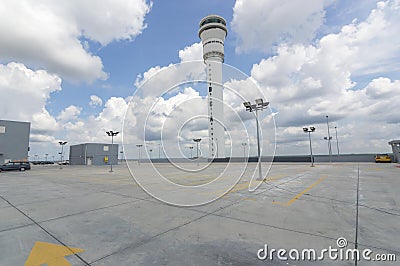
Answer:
[58, 141, 67, 169]
[189, 146, 194, 159]
[193, 139, 202, 159]
[106, 130, 119, 172]
[136, 144, 143, 165]
[334, 126, 340, 156]
[243, 98, 269, 181]
[325, 115, 332, 162]
[149, 149, 153, 159]
[303, 127, 316, 167]
[193, 138, 202, 165]
[120, 150, 124, 163]
[241, 143, 247, 161]
[45, 153, 48, 161]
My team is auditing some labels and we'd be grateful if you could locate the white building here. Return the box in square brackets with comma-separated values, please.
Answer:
[199, 15, 227, 158]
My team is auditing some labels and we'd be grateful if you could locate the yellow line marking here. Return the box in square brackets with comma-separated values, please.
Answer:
[263, 173, 286, 182]
[169, 174, 212, 180]
[273, 175, 328, 206]
[224, 174, 290, 194]
[202, 174, 292, 196]
[242, 197, 257, 201]
[184, 178, 216, 186]
[25, 241, 84, 266]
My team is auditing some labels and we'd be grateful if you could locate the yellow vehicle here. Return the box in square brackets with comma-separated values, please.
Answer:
[375, 154, 391, 163]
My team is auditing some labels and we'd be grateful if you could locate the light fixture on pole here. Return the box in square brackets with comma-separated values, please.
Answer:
[136, 144, 143, 165]
[334, 126, 340, 156]
[303, 127, 316, 167]
[243, 98, 269, 181]
[241, 143, 247, 161]
[325, 115, 332, 162]
[45, 153, 48, 161]
[106, 130, 119, 172]
[58, 141, 67, 169]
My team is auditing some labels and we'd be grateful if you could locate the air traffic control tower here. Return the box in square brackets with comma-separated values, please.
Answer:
[199, 15, 227, 158]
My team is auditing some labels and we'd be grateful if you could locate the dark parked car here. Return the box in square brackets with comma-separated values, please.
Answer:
[0, 162, 31, 172]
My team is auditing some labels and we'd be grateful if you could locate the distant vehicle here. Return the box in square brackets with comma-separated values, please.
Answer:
[375, 154, 391, 163]
[31, 161, 54, 165]
[40, 161, 54, 165]
[57, 160, 69, 165]
[0, 162, 31, 172]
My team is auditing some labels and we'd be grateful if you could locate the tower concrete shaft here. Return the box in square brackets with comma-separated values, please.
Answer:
[199, 15, 227, 158]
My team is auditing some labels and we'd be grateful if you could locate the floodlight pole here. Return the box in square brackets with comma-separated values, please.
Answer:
[308, 132, 314, 167]
[58, 141, 67, 169]
[326, 115, 332, 162]
[106, 130, 119, 172]
[334, 126, 340, 156]
[136, 144, 143, 165]
[255, 108, 261, 179]
[303, 127, 315, 167]
[193, 138, 202, 165]
[243, 99, 269, 181]
[241, 143, 247, 161]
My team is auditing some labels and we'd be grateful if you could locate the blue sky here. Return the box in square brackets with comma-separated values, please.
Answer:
[1, 0, 399, 160]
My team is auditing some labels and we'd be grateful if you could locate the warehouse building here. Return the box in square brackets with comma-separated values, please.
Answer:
[389, 140, 400, 163]
[69, 143, 119, 165]
[0, 120, 30, 164]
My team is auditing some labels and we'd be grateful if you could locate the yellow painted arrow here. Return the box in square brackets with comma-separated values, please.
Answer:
[24, 241, 84, 266]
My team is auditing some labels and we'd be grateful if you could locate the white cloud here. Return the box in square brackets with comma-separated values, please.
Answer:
[89, 95, 103, 107]
[234, 0, 400, 154]
[178, 42, 203, 62]
[59, 97, 129, 148]
[0, 62, 60, 137]
[63, 0, 152, 46]
[57, 105, 82, 121]
[336, 0, 400, 75]
[96, 97, 128, 125]
[231, 0, 333, 53]
[0, 0, 151, 82]
[365, 77, 400, 98]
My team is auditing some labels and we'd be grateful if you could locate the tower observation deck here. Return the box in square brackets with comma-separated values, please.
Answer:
[199, 15, 227, 159]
